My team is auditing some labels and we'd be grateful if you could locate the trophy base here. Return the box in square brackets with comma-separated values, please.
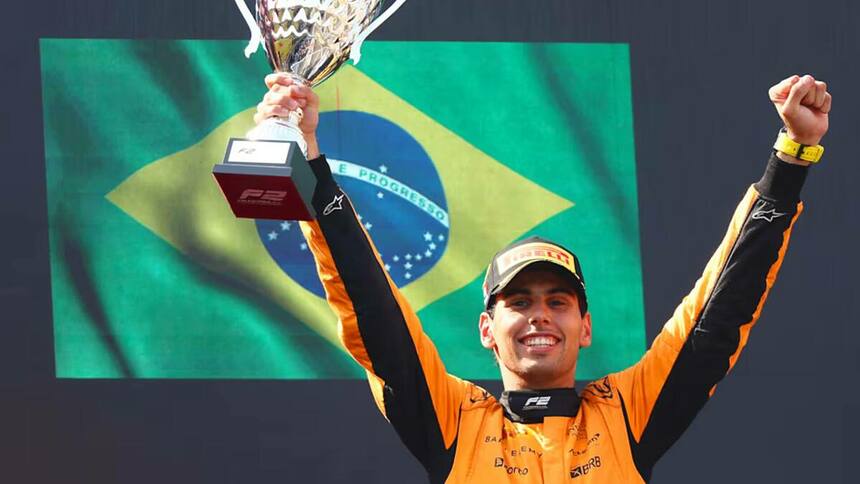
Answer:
[213, 138, 317, 220]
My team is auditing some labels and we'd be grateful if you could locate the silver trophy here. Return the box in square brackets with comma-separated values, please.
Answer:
[214, 0, 406, 220]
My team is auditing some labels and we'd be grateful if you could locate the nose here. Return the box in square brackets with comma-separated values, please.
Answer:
[528, 301, 551, 325]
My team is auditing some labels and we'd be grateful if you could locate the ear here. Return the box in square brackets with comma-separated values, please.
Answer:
[478, 311, 496, 350]
[579, 311, 593, 348]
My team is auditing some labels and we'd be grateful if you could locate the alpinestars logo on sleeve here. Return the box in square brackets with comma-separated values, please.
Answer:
[751, 208, 786, 222]
[323, 193, 345, 216]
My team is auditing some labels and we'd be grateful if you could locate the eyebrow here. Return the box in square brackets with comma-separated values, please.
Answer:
[501, 287, 578, 298]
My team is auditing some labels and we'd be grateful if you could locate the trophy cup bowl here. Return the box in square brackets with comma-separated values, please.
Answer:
[213, 0, 405, 220]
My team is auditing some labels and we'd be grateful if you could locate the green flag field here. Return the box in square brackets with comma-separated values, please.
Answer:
[41, 39, 645, 380]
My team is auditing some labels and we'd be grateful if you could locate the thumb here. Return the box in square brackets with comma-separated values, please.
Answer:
[769, 75, 799, 103]
[782, 75, 814, 115]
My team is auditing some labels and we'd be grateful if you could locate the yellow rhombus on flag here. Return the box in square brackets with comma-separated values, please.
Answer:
[107, 65, 573, 356]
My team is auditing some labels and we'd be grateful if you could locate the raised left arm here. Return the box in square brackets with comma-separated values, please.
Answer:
[604, 74, 831, 481]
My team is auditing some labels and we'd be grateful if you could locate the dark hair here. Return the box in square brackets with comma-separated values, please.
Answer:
[485, 296, 497, 318]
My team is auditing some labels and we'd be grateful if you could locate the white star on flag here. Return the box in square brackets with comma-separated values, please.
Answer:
[423, 232, 433, 241]
[404, 262, 413, 270]
[438, 234, 445, 241]
[300, 243, 308, 251]
[415, 255, 423, 261]
[405, 272, 412, 280]
[268, 231, 278, 241]
[384, 264, 391, 271]
[280, 221, 292, 231]
[379, 165, 388, 174]
[405, 254, 412, 260]
[377, 192, 384, 199]
[424, 249, 432, 257]
[365, 222, 373, 230]
[429, 242, 437, 250]
[393, 255, 400, 262]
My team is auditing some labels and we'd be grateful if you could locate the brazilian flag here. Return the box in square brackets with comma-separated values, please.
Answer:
[41, 39, 645, 380]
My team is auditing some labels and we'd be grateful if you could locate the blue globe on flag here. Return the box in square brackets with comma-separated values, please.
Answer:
[255, 111, 451, 297]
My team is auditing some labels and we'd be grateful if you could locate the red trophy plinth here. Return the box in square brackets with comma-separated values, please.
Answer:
[213, 138, 317, 220]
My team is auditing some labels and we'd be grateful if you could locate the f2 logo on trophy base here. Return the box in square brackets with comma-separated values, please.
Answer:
[240, 189, 288, 205]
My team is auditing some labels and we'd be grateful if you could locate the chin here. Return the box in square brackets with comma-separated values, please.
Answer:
[514, 356, 577, 387]
[518, 362, 562, 383]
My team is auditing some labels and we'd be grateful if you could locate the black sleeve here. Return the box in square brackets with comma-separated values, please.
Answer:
[615, 153, 808, 481]
[300, 156, 460, 482]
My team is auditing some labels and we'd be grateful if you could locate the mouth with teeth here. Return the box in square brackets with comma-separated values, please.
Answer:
[518, 334, 561, 353]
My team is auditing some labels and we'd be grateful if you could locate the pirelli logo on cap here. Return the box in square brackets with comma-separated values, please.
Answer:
[495, 242, 577, 275]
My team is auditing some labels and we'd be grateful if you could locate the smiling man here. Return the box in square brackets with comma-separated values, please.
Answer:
[479, 238, 593, 392]
[255, 72, 831, 482]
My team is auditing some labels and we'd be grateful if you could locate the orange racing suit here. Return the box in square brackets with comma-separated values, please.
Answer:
[300, 153, 807, 483]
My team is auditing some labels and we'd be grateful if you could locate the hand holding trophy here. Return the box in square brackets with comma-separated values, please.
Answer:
[213, 0, 406, 220]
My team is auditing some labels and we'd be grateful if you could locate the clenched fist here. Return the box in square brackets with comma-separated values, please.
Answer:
[255, 72, 322, 158]
[769, 74, 831, 147]
[255, 73, 320, 136]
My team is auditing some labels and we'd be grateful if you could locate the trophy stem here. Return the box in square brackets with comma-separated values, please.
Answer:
[246, 116, 308, 156]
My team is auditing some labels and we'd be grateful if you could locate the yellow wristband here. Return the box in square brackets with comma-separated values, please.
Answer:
[773, 128, 824, 163]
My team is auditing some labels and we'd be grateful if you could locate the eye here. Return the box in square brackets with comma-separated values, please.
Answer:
[548, 297, 570, 308]
[509, 298, 530, 309]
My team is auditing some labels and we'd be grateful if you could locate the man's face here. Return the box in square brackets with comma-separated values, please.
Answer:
[479, 264, 592, 390]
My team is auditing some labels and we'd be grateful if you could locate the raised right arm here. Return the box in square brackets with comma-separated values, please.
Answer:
[258, 72, 467, 480]
[298, 155, 465, 480]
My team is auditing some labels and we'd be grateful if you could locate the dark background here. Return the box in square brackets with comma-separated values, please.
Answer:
[2, 0, 858, 482]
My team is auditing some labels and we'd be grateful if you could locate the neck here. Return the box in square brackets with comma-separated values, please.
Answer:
[499, 367, 577, 391]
